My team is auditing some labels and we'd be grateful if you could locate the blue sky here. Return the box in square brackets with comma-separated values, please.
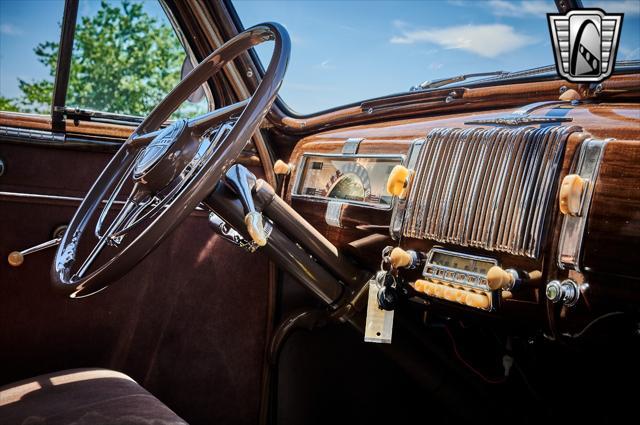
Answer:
[1, 0, 639, 115]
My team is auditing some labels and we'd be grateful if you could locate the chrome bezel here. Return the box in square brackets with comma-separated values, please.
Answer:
[291, 152, 405, 210]
[420, 247, 499, 311]
[423, 247, 498, 292]
[557, 137, 610, 271]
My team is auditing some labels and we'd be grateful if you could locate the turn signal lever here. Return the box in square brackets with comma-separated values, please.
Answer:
[7, 225, 67, 267]
[8, 238, 61, 267]
[223, 164, 268, 246]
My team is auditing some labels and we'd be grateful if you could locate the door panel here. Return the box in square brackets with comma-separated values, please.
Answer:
[0, 136, 270, 425]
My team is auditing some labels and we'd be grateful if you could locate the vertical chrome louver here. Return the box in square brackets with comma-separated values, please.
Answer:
[400, 126, 575, 258]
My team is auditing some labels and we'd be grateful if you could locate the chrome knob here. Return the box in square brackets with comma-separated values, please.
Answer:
[546, 279, 580, 307]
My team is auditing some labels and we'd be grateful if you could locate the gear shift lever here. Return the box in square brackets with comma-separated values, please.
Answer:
[223, 164, 268, 246]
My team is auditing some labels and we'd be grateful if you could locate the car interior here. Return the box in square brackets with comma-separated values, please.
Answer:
[1, 0, 639, 424]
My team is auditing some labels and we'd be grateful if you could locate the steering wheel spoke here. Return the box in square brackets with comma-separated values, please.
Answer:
[128, 130, 160, 150]
[187, 98, 250, 137]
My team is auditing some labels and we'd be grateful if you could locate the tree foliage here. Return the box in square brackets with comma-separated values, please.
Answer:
[12, 0, 193, 116]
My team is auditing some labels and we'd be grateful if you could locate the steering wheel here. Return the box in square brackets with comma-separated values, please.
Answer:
[51, 23, 290, 298]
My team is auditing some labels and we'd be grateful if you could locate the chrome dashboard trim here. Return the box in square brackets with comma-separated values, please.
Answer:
[465, 116, 573, 126]
[325, 201, 344, 227]
[398, 125, 578, 257]
[342, 138, 363, 155]
[291, 152, 405, 210]
[557, 138, 610, 271]
[465, 101, 574, 126]
[390, 138, 425, 239]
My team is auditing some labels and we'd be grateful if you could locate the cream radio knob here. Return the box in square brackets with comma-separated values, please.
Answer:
[386, 165, 410, 198]
[486, 266, 517, 291]
[465, 292, 490, 309]
[559, 174, 585, 216]
[389, 247, 419, 269]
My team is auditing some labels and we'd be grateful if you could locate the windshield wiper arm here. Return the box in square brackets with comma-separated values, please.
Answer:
[410, 70, 509, 91]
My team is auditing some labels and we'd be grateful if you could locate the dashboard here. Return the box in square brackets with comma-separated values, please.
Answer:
[285, 100, 640, 324]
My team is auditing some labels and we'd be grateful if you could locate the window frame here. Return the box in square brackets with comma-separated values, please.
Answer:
[49, 0, 215, 130]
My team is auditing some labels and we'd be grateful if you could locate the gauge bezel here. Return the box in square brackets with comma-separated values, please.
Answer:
[291, 152, 405, 209]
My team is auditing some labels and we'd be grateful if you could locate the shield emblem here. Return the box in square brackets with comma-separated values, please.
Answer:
[548, 9, 623, 83]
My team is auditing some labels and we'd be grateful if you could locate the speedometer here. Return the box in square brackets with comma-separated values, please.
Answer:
[292, 154, 403, 208]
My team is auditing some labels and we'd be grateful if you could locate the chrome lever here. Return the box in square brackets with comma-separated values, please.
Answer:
[223, 164, 269, 247]
[8, 238, 61, 267]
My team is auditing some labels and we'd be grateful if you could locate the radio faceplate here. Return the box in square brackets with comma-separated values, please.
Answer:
[424, 248, 497, 291]
[414, 248, 499, 311]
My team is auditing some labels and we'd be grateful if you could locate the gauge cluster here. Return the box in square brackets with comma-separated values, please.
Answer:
[292, 154, 403, 208]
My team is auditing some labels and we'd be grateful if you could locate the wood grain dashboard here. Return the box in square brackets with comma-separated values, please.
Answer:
[284, 100, 640, 320]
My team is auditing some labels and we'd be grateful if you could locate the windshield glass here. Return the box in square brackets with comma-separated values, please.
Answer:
[233, 0, 640, 115]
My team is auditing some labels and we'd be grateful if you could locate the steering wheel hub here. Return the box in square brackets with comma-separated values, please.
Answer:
[132, 119, 193, 188]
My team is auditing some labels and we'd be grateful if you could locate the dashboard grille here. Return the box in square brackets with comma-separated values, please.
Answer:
[401, 126, 573, 257]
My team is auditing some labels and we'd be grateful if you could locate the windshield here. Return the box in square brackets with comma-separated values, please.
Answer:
[233, 0, 640, 115]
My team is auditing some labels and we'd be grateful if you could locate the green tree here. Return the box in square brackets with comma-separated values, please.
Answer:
[16, 0, 195, 116]
[0, 96, 20, 112]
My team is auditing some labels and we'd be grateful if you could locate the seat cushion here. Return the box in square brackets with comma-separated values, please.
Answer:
[0, 368, 188, 424]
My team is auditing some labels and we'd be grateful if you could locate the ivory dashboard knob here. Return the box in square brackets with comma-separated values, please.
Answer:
[486, 266, 516, 291]
[386, 165, 410, 197]
[559, 174, 585, 216]
[444, 286, 459, 301]
[465, 292, 490, 309]
[8, 251, 24, 267]
[389, 247, 413, 269]
[424, 281, 437, 296]
[273, 159, 293, 175]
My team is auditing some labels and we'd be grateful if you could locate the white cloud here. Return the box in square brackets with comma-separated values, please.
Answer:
[430, 62, 444, 70]
[488, 0, 554, 18]
[390, 23, 535, 58]
[315, 59, 336, 70]
[0, 23, 23, 36]
[590, 0, 640, 15]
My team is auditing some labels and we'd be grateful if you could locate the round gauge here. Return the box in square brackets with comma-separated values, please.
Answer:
[326, 162, 371, 202]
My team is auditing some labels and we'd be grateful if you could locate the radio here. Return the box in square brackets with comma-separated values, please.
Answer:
[389, 246, 540, 311]
[413, 248, 498, 311]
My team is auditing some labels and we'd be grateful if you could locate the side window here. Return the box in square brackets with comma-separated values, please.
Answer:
[67, 0, 209, 119]
[0, 0, 64, 113]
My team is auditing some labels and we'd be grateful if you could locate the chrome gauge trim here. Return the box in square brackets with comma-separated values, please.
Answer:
[291, 152, 405, 210]
[325, 200, 343, 227]
[557, 138, 610, 271]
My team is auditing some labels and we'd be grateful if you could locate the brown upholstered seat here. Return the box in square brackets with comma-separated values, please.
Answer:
[0, 368, 188, 424]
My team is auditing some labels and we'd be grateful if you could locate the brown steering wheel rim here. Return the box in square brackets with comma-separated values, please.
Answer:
[51, 22, 290, 298]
